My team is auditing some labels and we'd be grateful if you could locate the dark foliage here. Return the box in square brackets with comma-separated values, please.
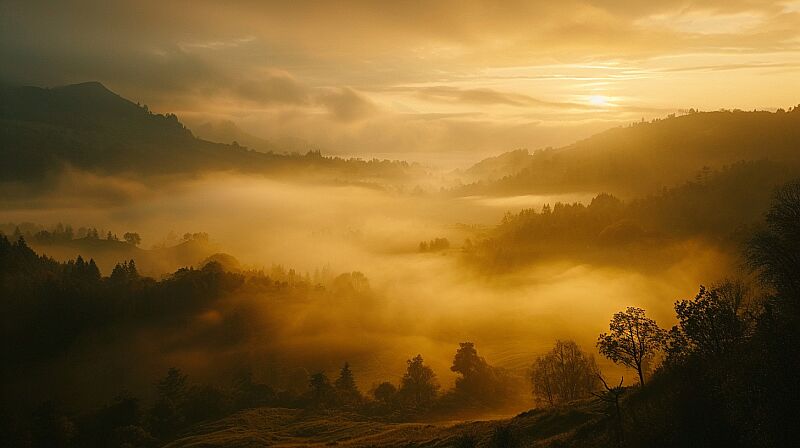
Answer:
[470, 161, 798, 270]
[584, 179, 800, 448]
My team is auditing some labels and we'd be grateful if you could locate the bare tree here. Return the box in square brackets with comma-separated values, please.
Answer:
[592, 374, 625, 448]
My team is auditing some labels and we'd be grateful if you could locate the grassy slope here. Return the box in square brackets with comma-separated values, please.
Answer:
[164, 401, 603, 448]
[457, 109, 800, 196]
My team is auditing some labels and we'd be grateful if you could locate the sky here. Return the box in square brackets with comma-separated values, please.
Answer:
[2, 0, 800, 166]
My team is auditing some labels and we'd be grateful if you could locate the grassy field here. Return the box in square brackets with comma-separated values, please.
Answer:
[164, 402, 602, 448]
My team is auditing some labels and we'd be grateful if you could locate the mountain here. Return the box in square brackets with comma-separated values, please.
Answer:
[0, 82, 263, 181]
[0, 82, 420, 186]
[458, 108, 800, 196]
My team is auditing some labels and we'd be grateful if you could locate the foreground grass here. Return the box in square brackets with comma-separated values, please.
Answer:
[164, 400, 602, 448]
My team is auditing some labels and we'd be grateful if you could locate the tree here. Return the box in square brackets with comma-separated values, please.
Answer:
[451, 342, 486, 379]
[450, 342, 499, 401]
[372, 382, 398, 406]
[530, 340, 600, 406]
[399, 355, 439, 408]
[110, 263, 128, 282]
[593, 375, 625, 448]
[87, 258, 101, 280]
[666, 283, 749, 363]
[747, 180, 800, 315]
[149, 368, 188, 438]
[309, 372, 336, 407]
[157, 368, 187, 403]
[110, 260, 139, 282]
[334, 362, 362, 405]
[597, 307, 666, 385]
[123, 232, 141, 246]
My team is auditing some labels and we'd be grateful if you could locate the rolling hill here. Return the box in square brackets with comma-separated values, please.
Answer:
[163, 404, 601, 448]
[457, 107, 800, 196]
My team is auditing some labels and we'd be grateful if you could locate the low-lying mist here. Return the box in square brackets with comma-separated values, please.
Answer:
[3, 171, 738, 412]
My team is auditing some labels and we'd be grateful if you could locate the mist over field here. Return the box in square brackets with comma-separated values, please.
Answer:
[0, 169, 738, 401]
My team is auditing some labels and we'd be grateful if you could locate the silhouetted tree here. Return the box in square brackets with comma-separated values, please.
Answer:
[110, 260, 138, 282]
[597, 307, 666, 385]
[450, 342, 503, 402]
[334, 362, 362, 406]
[309, 372, 336, 407]
[148, 368, 188, 438]
[666, 283, 750, 363]
[123, 232, 141, 246]
[372, 382, 398, 407]
[399, 355, 439, 409]
[747, 180, 800, 315]
[530, 340, 600, 406]
[87, 258, 101, 280]
[593, 375, 625, 448]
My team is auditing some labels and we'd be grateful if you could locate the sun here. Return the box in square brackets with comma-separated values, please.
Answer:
[589, 95, 608, 106]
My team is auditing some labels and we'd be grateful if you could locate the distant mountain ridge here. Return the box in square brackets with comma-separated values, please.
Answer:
[5, 82, 799, 196]
[458, 107, 800, 196]
[0, 82, 420, 185]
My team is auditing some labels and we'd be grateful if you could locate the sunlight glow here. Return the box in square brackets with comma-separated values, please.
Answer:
[589, 95, 609, 106]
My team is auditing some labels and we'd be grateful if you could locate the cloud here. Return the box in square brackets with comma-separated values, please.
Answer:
[316, 87, 377, 122]
[397, 86, 586, 109]
[234, 71, 311, 106]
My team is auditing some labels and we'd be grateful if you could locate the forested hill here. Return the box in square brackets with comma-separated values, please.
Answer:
[0, 82, 419, 183]
[457, 107, 800, 196]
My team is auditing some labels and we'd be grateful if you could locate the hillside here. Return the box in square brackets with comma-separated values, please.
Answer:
[455, 149, 534, 184]
[457, 108, 800, 196]
[0, 82, 421, 186]
[466, 160, 795, 272]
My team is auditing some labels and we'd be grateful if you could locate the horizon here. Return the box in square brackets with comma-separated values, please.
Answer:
[7, 79, 798, 170]
[3, 0, 800, 166]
